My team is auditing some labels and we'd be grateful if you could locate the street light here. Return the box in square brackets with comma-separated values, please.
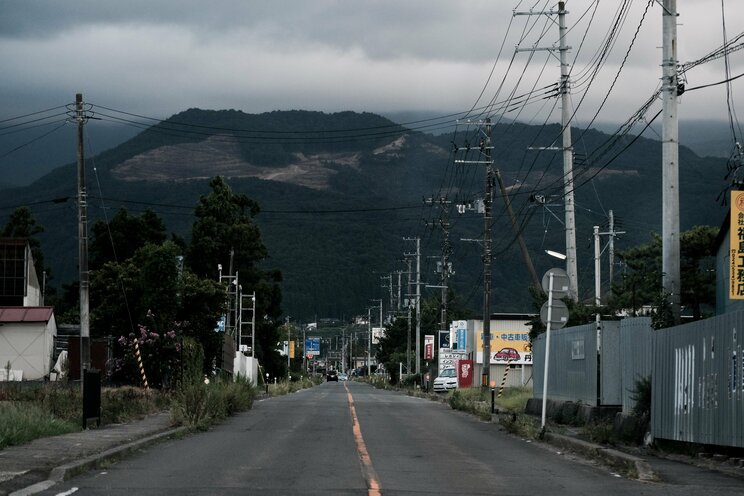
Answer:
[545, 249, 567, 260]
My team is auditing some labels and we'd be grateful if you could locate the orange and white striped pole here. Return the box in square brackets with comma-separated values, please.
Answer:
[133, 338, 149, 389]
[497, 360, 511, 398]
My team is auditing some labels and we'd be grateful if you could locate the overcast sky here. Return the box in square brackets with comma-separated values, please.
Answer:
[2, 0, 743, 129]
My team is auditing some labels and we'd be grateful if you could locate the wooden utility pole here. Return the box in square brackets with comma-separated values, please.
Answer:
[495, 169, 540, 289]
[76, 93, 90, 378]
[662, 0, 681, 323]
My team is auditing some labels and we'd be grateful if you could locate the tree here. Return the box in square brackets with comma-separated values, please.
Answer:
[90, 208, 167, 269]
[609, 226, 717, 320]
[1, 206, 46, 282]
[375, 317, 409, 383]
[187, 177, 284, 377]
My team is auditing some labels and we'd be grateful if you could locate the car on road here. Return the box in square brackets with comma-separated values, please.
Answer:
[433, 368, 458, 392]
[338, 373, 348, 381]
[494, 347, 520, 361]
[326, 370, 338, 382]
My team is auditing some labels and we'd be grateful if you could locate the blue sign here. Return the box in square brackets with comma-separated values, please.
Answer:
[457, 329, 467, 350]
[305, 337, 321, 356]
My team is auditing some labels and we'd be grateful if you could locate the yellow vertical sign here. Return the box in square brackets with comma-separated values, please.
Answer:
[289, 340, 295, 359]
[730, 191, 744, 299]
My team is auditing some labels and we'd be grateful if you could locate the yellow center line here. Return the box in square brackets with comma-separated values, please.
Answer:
[345, 382, 382, 496]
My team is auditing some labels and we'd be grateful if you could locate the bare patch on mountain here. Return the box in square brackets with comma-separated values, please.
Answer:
[112, 136, 361, 190]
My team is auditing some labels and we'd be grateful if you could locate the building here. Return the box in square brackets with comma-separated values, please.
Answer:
[0, 238, 57, 381]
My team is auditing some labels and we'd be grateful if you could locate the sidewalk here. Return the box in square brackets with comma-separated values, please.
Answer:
[0, 412, 185, 496]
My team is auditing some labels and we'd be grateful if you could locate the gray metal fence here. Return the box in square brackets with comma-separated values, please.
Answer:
[619, 317, 654, 415]
[533, 323, 599, 405]
[651, 311, 744, 448]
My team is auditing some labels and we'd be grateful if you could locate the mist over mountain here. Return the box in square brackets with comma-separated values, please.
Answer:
[0, 109, 730, 320]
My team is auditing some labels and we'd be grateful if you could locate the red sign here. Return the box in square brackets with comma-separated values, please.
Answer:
[457, 359, 474, 388]
[424, 334, 435, 360]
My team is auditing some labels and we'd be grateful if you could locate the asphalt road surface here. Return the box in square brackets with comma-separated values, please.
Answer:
[38, 381, 742, 495]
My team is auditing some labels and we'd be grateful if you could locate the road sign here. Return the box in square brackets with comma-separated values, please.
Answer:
[540, 299, 568, 330]
[541, 267, 569, 299]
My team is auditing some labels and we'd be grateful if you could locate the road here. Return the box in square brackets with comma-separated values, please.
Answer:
[39, 381, 741, 495]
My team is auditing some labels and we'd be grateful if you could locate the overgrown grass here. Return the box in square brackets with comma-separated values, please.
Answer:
[0, 402, 78, 448]
[266, 376, 322, 396]
[171, 376, 257, 430]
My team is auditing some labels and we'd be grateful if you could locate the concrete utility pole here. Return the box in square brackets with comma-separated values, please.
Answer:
[662, 0, 681, 323]
[403, 238, 422, 375]
[515, 2, 578, 301]
[405, 257, 413, 374]
[76, 93, 90, 378]
[482, 119, 493, 389]
[425, 197, 453, 335]
[558, 2, 578, 302]
[453, 119, 494, 389]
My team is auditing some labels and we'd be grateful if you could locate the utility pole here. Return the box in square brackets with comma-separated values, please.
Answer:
[425, 196, 454, 336]
[558, 1, 578, 302]
[403, 237, 422, 375]
[495, 169, 540, 289]
[454, 119, 493, 389]
[76, 93, 90, 379]
[608, 210, 616, 287]
[515, 2, 578, 301]
[662, 0, 681, 323]
[405, 257, 413, 374]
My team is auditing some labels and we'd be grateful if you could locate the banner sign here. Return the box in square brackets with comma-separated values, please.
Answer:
[451, 320, 468, 350]
[457, 359, 474, 388]
[730, 190, 744, 299]
[424, 334, 434, 360]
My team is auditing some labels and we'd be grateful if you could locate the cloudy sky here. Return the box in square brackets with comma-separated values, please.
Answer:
[2, 0, 743, 128]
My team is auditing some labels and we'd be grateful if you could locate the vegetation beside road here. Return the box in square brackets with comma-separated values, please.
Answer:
[0, 374, 324, 449]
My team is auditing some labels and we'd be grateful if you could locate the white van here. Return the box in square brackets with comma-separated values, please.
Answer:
[432, 368, 458, 392]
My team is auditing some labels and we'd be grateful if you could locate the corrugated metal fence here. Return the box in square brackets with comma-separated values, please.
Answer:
[533, 319, 644, 409]
[533, 313, 744, 448]
[652, 311, 744, 447]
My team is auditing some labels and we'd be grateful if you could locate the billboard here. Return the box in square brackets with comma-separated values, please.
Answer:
[730, 190, 744, 299]
[474, 320, 532, 365]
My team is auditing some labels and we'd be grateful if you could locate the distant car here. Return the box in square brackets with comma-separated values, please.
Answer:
[433, 368, 458, 392]
[494, 347, 520, 361]
[326, 370, 338, 382]
[338, 373, 348, 381]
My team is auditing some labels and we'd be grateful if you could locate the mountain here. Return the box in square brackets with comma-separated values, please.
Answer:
[0, 109, 730, 321]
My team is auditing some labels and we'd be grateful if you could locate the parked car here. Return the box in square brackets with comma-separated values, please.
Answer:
[326, 370, 338, 382]
[338, 373, 348, 381]
[494, 347, 520, 361]
[433, 368, 458, 392]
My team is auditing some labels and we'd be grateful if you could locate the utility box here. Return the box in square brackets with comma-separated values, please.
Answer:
[83, 369, 101, 429]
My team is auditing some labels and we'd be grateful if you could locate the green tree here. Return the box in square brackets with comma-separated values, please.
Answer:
[1, 206, 46, 282]
[90, 208, 167, 269]
[187, 177, 284, 377]
[609, 226, 717, 320]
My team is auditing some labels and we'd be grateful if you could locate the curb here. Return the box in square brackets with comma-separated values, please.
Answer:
[543, 432, 657, 482]
[9, 426, 188, 496]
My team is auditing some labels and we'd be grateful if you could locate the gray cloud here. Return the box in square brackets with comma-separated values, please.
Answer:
[0, 1, 741, 124]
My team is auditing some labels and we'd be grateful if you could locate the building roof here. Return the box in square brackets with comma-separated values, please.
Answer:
[0, 307, 54, 323]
